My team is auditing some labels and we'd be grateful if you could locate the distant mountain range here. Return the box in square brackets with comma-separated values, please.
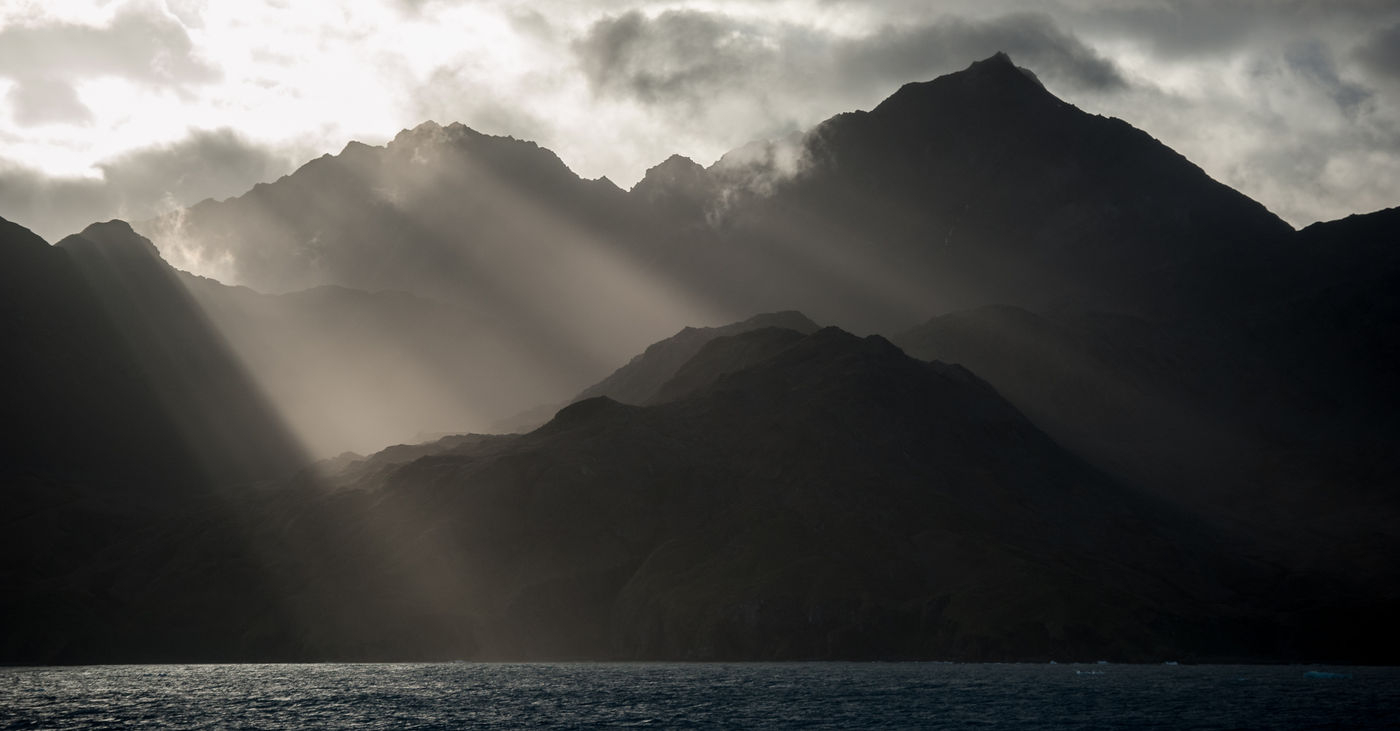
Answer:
[2, 53, 1397, 663]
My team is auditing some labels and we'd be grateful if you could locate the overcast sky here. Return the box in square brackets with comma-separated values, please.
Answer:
[1, 0, 1398, 244]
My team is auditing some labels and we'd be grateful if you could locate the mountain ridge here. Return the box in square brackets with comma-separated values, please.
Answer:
[4, 50, 1398, 664]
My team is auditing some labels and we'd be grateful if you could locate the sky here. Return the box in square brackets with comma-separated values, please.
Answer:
[0, 0, 1398, 245]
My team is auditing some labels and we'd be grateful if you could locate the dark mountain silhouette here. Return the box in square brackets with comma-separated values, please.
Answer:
[494, 310, 819, 433]
[0, 324, 1269, 663]
[4, 52, 1398, 663]
[892, 203, 1400, 514]
[577, 310, 820, 404]
[0, 216, 319, 663]
[647, 326, 810, 404]
[136, 122, 716, 378]
[56, 221, 305, 482]
[125, 50, 1349, 458]
[889, 204, 1400, 645]
[280, 327, 1336, 661]
[0, 216, 204, 487]
[623, 51, 1297, 331]
[138, 53, 1295, 356]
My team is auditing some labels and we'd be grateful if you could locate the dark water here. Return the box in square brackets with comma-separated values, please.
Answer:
[3, 662, 1396, 729]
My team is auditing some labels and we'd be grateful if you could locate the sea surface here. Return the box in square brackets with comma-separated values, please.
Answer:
[2, 662, 1396, 729]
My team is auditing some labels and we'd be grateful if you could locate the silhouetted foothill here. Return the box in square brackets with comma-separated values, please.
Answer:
[57, 221, 306, 485]
[298, 325, 1272, 662]
[577, 310, 821, 405]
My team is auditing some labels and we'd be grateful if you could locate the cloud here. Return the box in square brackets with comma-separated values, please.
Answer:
[0, 4, 217, 126]
[575, 10, 1123, 108]
[1355, 21, 1400, 84]
[1283, 40, 1372, 115]
[0, 128, 290, 243]
[566, 7, 1128, 195]
[1071, 0, 1400, 60]
[7, 75, 94, 126]
[575, 10, 779, 105]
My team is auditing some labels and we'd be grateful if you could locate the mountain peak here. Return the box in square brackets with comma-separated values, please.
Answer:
[389, 120, 480, 150]
[80, 219, 137, 237]
[969, 50, 1045, 87]
[871, 51, 1056, 121]
[632, 153, 711, 200]
[975, 50, 1015, 69]
[59, 220, 162, 262]
[727, 310, 819, 335]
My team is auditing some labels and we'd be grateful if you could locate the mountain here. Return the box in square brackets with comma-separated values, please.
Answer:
[48, 219, 633, 457]
[0, 216, 206, 487]
[493, 310, 819, 433]
[576, 310, 820, 405]
[56, 221, 305, 482]
[623, 51, 1297, 331]
[136, 123, 719, 377]
[305, 326, 1355, 661]
[647, 325, 811, 404]
[890, 209, 1400, 621]
[892, 203, 1400, 516]
[22, 324, 1250, 663]
[139, 53, 1297, 365]
[6, 52, 1398, 663]
[0, 216, 314, 663]
[177, 275, 591, 456]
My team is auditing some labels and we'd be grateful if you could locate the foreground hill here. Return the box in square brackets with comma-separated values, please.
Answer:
[348, 327, 1236, 660]
[0, 217, 207, 487]
[892, 205, 1400, 567]
[56, 221, 305, 481]
[4, 298, 1394, 662]
[0, 323, 1278, 662]
[496, 310, 821, 432]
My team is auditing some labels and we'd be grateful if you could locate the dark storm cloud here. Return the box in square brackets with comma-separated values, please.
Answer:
[1072, 0, 1400, 58]
[1355, 21, 1400, 83]
[0, 7, 217, 126]
[1282, 41, 1372, 115]
[0, 129, 289, 243]
[574, 9, 1124, 112]
[575, 10, 778, 104]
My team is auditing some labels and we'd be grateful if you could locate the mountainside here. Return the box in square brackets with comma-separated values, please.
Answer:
[892, 203, 1400, 518]
[4, 324, 1315, 663]
[56, 221, 306, 482]
[123, 51, 1352, 458]
[5, 52, 1398, 664]
[494, 310, 819, 433]
[323, 325, 1398, 663]
[43, 219, 639, 457]
[576, 310, 820, 405]
[623, 52, 1298, 330]
[1, 216, 313, 663]
[178, 275, 593, 456]
[139, 53, 1298, 355]
[0, 216, 206, 487]
[137, 123, 716, 375]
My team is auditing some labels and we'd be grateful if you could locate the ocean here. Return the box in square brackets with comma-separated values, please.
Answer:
[3, 662, 1396, 729]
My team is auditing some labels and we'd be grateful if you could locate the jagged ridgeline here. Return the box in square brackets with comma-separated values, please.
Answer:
[2, 53, 1398, 663]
